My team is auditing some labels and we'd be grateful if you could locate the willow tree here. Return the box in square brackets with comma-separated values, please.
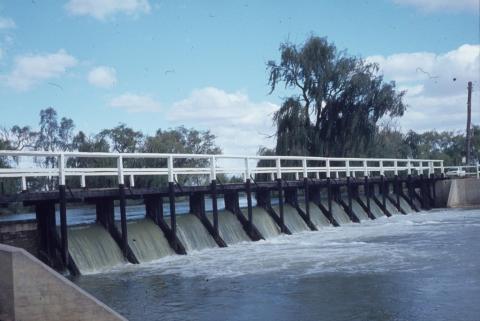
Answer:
[267, 36, 406, 157]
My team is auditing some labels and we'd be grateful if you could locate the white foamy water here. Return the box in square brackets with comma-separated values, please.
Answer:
[102, 208, 480, 280]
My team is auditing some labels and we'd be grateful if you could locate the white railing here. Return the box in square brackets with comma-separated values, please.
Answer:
[0, 150, 445, 191]
[444, 164, 480, 179]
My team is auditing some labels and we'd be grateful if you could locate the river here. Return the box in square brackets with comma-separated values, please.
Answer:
[72, 208, 480, 321]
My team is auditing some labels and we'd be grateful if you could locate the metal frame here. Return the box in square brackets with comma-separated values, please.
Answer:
[0, 150, 444, 191]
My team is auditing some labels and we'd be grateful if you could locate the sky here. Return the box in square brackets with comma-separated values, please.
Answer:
[0, 0, 479, 155]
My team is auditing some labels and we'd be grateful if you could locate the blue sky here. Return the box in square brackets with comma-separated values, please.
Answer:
[0, 0, 479, 154]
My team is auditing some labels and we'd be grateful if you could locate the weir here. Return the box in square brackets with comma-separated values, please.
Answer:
[0, 151, 450, 275]
[206, 210, 250, 245]
[68, 224, 126, 274]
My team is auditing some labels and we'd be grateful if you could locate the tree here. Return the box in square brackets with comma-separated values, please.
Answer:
[267, 36, 406, 157]
[142, 126, 221, 185]
[35, 107, 75, 167]
[99, 124, 143, 153]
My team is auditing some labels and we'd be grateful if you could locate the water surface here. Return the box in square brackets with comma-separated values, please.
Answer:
[73, 209, 480, 321]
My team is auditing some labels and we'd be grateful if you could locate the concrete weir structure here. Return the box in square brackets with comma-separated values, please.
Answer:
[0, 150, 479, 319]
[0, 243, 126, 321]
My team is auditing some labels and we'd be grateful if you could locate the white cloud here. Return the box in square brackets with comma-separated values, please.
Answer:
[368, 44, 480, 132]
[3, 49, 77, 91]
[168, 87, 278, 154]
[88, 66, 117, 88]
[393, 0, 479, 12]
[0, 17, 16, 29]
[109, 93, 161, 112]
[65, 0, 151, 20]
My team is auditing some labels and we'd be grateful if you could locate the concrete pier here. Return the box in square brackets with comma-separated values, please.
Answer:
[445, 178, 480, 208]
[0, 243, 126, 321]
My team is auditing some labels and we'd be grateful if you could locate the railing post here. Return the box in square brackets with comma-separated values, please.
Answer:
[244, 157, 250, 183]
[326, 160, 331, 179]
[346, 160, 350, 178]
[302, 158, 308, 179]
[477, 162, 479, 179]
[129, 174, 135, 188]
[210, 156, 217, 182]
[440, 160, 444, 177]
[80, 175, 86, 188]
[21, 176, 27, 192]
[363, 160, 368, 177]
[276, 158, 282, 180]
[58, 153, 68, 267]
[394, 160, 398, 176]
[407, 160, 412, 176]
[168, 156, 174, 183]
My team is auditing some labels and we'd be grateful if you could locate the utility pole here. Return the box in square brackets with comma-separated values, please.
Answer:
[466, 81, 473, 165]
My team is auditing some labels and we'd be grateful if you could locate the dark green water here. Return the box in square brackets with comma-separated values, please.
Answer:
[73, 209, 480, 321]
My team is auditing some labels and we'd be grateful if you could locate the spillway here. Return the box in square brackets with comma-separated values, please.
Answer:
[359, 196, 385, 218]
[68, 224, 126, 274]
[206, 210, 250, 245]
[320, 200, 352, 224]
[251, 207, 281, 239]
[168, 214, 218, 252]
[272, 204, 310, 233]
[382, 196, 401, 215]
[398, 195, 415, 213]
[126, 219, 175, 262]
[298, 202, 331, 228]
[349, 199, 370, 221]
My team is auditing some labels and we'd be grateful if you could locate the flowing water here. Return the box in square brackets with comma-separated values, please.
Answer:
[126, 219, 175, 262]
[206, 210, 250, 245]
[381, 196, 401, 215]
[167, 214, 217, 252]
[398, 195, 415, 213]
[349, 199, 371, 221]
[359, 196, 385, 218]
[298, 202, 331, 228]
[271, 204, 310, 233]
[73, 208, 480, 321]
[68, 224, 126, 274]
[320, 200, 352, 224]
[250, 207, 281, 239]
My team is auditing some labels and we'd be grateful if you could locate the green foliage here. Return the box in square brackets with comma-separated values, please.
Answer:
[142, 126, 222, 186]
[99, 123, 143, 153]
[268, 36, 406, 157]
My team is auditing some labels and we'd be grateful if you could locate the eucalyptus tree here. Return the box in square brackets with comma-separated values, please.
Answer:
[99, 123, 144, 153]
[142, 126, 221, 186]
[267, 36, 406, 157]
[35, 107, 75, 168]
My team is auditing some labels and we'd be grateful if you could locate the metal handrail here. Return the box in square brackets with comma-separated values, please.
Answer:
[0, 150, 445, 191]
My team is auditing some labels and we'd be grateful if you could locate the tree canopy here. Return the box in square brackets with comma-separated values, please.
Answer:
[267, 36, 406, 157]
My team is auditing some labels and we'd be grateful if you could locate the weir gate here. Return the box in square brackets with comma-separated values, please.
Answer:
[0, 151, 446, 275]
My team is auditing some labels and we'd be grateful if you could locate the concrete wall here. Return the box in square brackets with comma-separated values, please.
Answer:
[0, 220, 39, 257]
[0, 244, 127, 321]
[447, 178, 480, 208]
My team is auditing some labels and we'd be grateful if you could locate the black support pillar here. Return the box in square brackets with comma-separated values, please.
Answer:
[168, 182, 177, 249]
[118, 183, 128, 258]
[246, 179, 253, 234]
[276, 178, 285, 233]
[58, 185, 68, 267]
[211, 179, 219, 237]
